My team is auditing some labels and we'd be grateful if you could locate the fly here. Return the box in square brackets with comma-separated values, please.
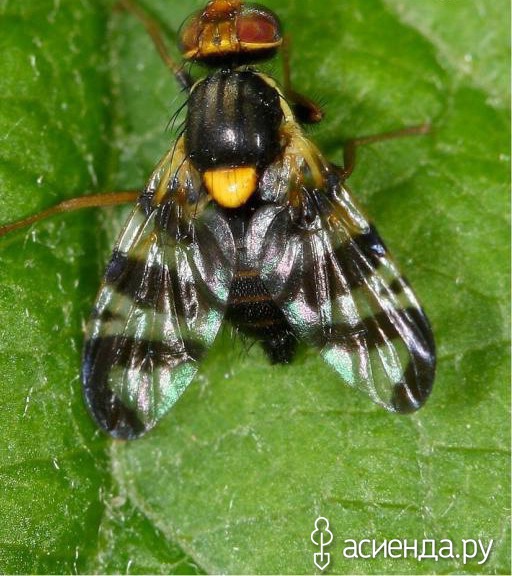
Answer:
[0, 0, 435, 438]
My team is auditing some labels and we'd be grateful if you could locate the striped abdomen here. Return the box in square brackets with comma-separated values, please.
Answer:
[226, 268, 296, 364]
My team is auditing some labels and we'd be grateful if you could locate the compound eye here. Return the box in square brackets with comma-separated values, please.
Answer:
[179, 2, 282, 62]
[237, 6, 282, 47]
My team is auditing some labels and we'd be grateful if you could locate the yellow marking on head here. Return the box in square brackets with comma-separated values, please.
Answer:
[187, 21, 237, 60]
[203, 166, 258, 208]
[180, 1, 282, 62]
[184, 39, 282, 60]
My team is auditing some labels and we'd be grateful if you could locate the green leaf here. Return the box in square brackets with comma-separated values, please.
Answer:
[0, 0, 509, 573]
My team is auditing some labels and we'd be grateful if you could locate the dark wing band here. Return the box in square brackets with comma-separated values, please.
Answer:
[247, 177, 435, 413]
[82, 146, 235, 438]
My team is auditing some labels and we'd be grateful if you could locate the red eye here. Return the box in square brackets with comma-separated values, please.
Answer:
[237, 8, 281, 45]
[179, 2, 282, 62]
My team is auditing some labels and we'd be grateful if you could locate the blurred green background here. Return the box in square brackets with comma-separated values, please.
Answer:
[0, 0, 509, 573]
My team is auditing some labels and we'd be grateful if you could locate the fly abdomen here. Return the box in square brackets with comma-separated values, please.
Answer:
[226, 269, 296, 364]
[185, 70, 283, 171]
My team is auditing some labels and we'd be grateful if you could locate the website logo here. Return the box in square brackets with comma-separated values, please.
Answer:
[311, 517, 334, 571]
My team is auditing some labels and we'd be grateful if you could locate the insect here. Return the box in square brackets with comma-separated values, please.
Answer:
[1, 0, 435, 439]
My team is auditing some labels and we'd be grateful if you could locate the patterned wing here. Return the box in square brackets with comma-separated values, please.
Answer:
[82, 143, 235, 438]
[249, 151, 435, 413]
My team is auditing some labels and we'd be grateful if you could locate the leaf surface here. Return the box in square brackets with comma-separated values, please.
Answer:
[0, 0, 509, 573]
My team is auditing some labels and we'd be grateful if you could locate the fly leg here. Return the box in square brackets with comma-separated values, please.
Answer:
[338, 123, 431, 181]
[0, 192, 139, 238]
[281, 33, 430, 172]
[0, 1, 192, 239]
[116, 0, 193, 90]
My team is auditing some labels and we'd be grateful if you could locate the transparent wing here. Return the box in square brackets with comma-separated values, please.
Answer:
[248, 166, 435, 413]
[82, 145, 235, 438]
